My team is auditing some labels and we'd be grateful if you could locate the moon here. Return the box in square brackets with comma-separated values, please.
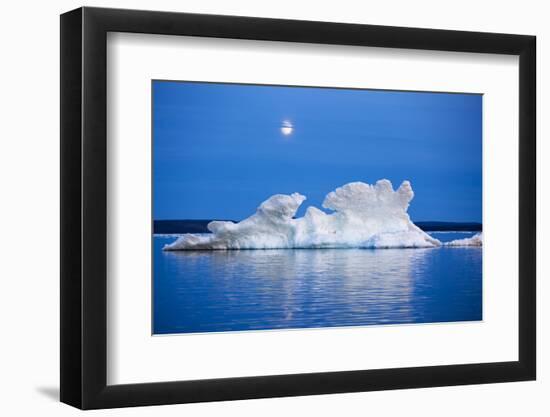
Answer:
[281, 126, 293, 135]
[281, 120, 293, 136]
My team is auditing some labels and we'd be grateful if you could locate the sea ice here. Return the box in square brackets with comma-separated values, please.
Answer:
[163, 180, 443, 250]
[444, 232, 483, 247]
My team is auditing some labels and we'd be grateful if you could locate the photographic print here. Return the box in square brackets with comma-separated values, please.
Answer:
[152, 81, 482, 335]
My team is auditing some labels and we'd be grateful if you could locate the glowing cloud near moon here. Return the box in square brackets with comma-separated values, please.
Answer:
[281, 120, 293, 136]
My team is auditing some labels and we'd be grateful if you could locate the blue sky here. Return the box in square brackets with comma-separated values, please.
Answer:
[153, 81, 482, 222]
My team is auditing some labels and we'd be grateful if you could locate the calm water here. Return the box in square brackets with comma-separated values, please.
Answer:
[153, 232, 482, 334]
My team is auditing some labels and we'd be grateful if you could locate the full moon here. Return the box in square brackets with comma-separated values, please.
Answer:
[281, 120, 293, 136]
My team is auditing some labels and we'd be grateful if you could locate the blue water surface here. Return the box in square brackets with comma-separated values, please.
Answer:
[153, 233, 482, 334]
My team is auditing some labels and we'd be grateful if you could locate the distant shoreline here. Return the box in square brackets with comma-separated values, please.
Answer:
[153, 219, 482, 234]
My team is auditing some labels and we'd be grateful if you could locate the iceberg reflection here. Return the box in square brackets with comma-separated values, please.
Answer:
[154, 244, 483, 334]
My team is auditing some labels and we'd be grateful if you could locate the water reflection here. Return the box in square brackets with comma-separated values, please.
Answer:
[154, 238, 482, 334]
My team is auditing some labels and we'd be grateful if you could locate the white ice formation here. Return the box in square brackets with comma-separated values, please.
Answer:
[444, 232, 483, 247]
[163, 180, 444, 250]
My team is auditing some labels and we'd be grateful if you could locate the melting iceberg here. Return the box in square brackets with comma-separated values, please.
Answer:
[164, 179, 443, 250]
[444, 232, 483, 247]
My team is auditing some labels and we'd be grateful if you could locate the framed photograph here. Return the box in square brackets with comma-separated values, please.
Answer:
[60, 7, 536, 409]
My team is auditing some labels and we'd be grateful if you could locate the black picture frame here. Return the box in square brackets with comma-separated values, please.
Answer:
[60, 6, 536, 410]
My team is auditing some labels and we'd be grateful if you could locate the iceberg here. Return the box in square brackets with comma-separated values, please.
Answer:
[444, 232, 483, 247]
[163, 179, 443, 250]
